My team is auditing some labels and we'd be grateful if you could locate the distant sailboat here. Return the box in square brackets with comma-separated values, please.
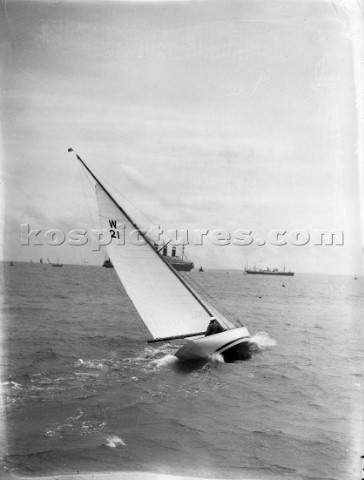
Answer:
[9, 261, 14, 266]
[69, 148, 251, 362]
[40, 259, 43, 264]
[103, 257, 114, 268]
[354, 273, 357, 280]
[198, 266, 204, 272]
[52, 258, 63, 267]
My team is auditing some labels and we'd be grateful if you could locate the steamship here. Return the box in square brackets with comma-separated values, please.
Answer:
[244, 266, 294, 276]
[156, 244, 194, 272]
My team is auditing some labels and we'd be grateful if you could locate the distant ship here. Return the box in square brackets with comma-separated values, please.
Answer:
[10, 261, 14, 266]
[245, 266, 294, 276]
[156, 244, 194, 272]
[103, 258, 114, 268]
[199, 266, 204, 272]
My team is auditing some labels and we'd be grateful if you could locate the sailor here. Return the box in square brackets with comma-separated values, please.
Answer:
[205, 317, 224, 336]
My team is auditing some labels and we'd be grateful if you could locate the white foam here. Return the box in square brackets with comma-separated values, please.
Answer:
[210, 352, 225, 363]
[2, 381, 22, 389]
[150, 354, 178, 369]
[139, 347, 159, 360]
[103, 434, 126, 448]
[75, 358, 105, 369]
[250, 331, 277, 347]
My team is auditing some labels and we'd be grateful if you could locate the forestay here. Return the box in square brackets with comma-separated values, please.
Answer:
[96, 185, 233, 339]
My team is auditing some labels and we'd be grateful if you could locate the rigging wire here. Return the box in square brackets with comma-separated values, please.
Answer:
[180, 272, 242, 328]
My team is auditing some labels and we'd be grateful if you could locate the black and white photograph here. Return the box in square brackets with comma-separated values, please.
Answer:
[1, 1, 363, 479]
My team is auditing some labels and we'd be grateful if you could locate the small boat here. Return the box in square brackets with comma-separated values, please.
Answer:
[198, 266, 204, 272]
[9, 261, 14, 266]
[354, 273, 357, 280]
[103, 258, 114, 268]
[69, 148, 251, 362]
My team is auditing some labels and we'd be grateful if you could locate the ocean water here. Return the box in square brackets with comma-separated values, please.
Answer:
[1, 262, 363, 480]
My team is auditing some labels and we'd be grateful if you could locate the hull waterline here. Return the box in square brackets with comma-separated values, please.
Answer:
[175, 326, 250, 362]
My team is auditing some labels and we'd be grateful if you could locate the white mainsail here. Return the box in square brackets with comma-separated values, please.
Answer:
[95, 184, 234, 339]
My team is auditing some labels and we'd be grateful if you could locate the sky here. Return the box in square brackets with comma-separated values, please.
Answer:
[0, 0, 363, 274]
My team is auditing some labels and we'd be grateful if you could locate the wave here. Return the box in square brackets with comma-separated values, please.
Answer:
[33, 348, 57, 362]
[103, 434, 126, 448]
[44, 409, 85, 438]
[75, 358, 106, 369]
[1, 380, 22, 389]
[210, 352, 225, 363]
[149, 354, 178, 369]
[144, 348, 225, 372]
[44, 409, 107, 439]
[250, 331, 277, 348]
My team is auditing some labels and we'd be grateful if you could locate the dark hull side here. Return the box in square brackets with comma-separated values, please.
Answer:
[245, 271, 294, 276]
[170, 262, 194, 272]
[222, 341, 251, 362]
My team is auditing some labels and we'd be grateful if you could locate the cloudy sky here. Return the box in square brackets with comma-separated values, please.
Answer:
[1, 0, 363, 274]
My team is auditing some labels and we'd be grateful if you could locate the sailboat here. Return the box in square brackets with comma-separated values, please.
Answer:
[52, 257, 63, 267]
[69, 148, 251, 362]
[103, 257, 114, 268]
[199, 266, 204, 272]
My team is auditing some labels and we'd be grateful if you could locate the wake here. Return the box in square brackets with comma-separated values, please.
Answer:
[249, 331, 276, 354]
[139, 332, 276, 371]
[149, 354, 179, 369]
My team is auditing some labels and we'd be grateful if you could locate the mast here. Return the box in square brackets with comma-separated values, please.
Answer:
[68, 148, 217, 323]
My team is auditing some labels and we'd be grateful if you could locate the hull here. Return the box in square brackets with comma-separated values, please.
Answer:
[245, 270, 294, 276]
[175, 326, 250, 362]
[168, 261, 194, 272]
